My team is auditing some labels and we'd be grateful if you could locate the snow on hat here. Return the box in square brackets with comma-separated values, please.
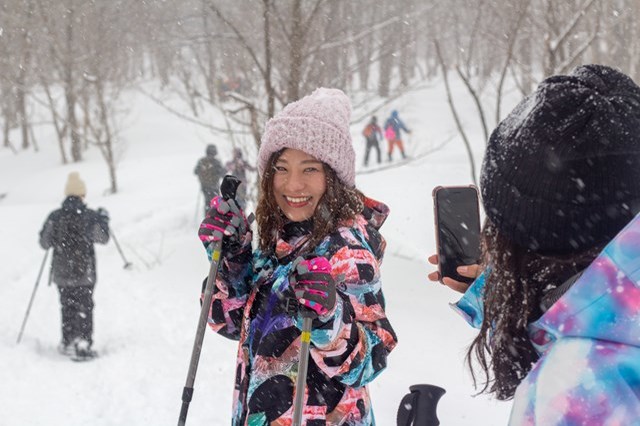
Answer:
[481, 64, 640, 254]
[258, 87, 356, 187]
[64, 172, 87, 197]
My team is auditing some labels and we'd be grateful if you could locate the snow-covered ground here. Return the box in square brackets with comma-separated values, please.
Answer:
[0, 79, 516, 425]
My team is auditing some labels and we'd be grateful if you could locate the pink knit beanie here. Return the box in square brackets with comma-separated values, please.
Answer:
[258, 87, 356, 187]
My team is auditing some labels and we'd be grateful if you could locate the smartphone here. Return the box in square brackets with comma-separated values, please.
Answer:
[433, 185, 481, 284]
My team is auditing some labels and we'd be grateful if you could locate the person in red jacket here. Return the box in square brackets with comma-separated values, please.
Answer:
[362, 116, 383, 167]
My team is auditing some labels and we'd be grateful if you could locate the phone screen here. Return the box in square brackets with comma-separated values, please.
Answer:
[434, 186, 481, 284]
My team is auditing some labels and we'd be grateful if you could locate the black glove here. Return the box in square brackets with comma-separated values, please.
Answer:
[96, 207, 109, 224]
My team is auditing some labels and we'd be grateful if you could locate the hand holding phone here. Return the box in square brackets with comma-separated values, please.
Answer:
[427, 254, 479, 293]
[433, 186, 481, 284]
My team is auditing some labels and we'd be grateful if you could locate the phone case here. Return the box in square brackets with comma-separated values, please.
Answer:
[432, 185, 480, 284]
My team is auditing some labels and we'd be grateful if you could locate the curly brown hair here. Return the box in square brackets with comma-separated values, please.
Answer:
[467, 219, 603, 400]
[255, 149, 364, 253]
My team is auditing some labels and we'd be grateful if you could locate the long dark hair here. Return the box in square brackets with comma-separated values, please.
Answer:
[467, 220, 602, 400]
[255, 150, 364, 253]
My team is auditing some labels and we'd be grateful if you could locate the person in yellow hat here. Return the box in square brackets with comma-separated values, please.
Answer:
[39, 172, 110, 360]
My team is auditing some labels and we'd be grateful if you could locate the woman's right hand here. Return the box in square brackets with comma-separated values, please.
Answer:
[198, 196, 250, 253]
[427, 254, 480, 294]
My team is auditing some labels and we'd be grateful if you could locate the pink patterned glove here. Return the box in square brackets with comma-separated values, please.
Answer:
[198, 196, 250, 253]
[290, 256, 336, 317]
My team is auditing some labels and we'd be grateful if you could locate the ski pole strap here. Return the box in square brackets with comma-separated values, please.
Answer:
[396, 384, 446, 426]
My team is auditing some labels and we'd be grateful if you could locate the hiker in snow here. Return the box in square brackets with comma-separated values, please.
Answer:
[198, 88, 397, 424]
[362, 115, 383, 167]
[225, 147, 256, 207]
[39, 172, 110, 359]
[383, 110, 411, 162]
[194, 144, 225, 215]
[427, 65, 640, 424]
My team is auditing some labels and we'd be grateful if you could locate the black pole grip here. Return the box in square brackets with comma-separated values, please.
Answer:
[397, 384, 446, 426]
[220, 175, 241, 200]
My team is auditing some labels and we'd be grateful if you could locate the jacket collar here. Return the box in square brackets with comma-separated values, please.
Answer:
[530, 213, 640, 351]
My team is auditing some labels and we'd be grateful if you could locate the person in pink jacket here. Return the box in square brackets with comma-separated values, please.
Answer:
[429, 64, 640, 424]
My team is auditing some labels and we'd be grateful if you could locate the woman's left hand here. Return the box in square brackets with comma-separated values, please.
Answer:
[427, 254, 479, 294]
[290, 256, 336, 317]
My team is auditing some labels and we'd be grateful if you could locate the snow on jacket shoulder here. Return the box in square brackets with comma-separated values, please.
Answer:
[454, 213, 640, 425]
[204, 197, 397, 425]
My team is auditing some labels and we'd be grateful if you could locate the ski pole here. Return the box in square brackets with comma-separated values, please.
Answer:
[110, 230, 133, 269]
[16, 248, 50, 344]
[292, 310, 315, 426]
[178, 175, 241, 426]
[396, 384, 446, 426]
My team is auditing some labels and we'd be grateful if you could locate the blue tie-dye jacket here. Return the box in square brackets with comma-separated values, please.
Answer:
[454, 214, 640, 425]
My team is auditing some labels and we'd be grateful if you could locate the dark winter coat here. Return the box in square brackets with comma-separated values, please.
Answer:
[204, 197, 397, 425]
[194, 154, 225, 190]
[39, 196, 110, 287]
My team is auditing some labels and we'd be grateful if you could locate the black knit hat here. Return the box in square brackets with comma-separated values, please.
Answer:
[480, 64, 640, 254]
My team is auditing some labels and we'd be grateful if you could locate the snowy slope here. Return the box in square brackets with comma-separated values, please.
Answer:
[0, 81, 513, 425]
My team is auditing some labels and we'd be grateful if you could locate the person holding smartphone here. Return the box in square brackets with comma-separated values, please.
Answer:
[428, 64, 640, 424]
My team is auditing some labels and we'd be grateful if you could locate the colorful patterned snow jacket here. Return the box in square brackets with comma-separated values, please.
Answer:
[204, 197, 397, 425]
[454, 214, 640, 425]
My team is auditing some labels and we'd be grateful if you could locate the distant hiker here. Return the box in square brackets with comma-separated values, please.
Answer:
[39, 172, 110, 360]
[384, 110, 411, 162]
[194, 144, 225, 214]
[362, 115, 383, 167]
[225, 147, 256, 207]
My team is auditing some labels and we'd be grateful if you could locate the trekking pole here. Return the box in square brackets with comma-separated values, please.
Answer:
[292, 310, 315, 426]
[178, 175, 241, 426]
[110, 230, 133, 269]
[16, 249, 50, 344]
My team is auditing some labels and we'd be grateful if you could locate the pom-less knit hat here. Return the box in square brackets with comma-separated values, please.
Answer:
[64, 171, 87, 197]
[258, 88, 356, 187]
[481, 64, 640, 254]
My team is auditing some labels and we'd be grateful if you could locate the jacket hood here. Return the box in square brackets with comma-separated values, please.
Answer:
[530, 213, 640, 352]
[361, 196, 389, 231]
[62, 196, 86, 212]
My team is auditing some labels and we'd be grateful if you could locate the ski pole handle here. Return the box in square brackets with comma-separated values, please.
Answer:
[220, 174, 241, 201]
[396, 384, 446, 426]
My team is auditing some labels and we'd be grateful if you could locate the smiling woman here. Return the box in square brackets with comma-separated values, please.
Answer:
[197, 87, 397, 425]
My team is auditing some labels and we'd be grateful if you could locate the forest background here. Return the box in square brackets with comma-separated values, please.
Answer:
[2, 0, 640, 192]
